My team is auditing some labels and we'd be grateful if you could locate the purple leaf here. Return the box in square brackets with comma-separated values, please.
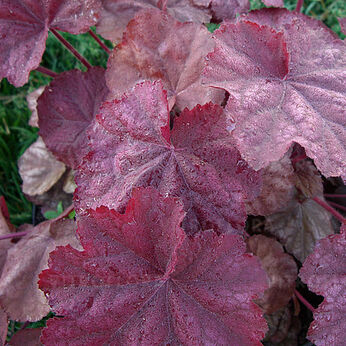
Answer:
[203, 10, 346, 178]
[39, 188, 268, 345]
[106, 8, 224, 111]
[300, 228, 346, 345]
[76, 81, 261, 234]
[0, 0, 102, 86]
[38, 67, 108, 169]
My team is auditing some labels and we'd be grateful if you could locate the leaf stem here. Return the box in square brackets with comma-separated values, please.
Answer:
[313, 196, 345, 223]
[0, 230, 29, 240]
[50, 29, 92, 69]
[324, 194, 346, 198]
[88, 30, 111, 54]
[327, 201, 346, 212]
[294, 289, 315, 312]
[295, 0, 304, 12]
[35, 66, 58, 79]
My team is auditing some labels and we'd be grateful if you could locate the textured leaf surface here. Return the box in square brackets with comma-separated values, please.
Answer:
[299, 229, 346, 346]
[106, 9, 224, 111]
[39, 188, 268, 345]
[0, 217, 80, 322]
[265, 196, 334, 262]
[246, 156, 323, 216]
[38, 67, 108, 169]
[18, 137, 66, 196]
[208, 0, 249, 21]
[76, 81, 261, 234]
[9, 328, 43, 346]
[0, 0, 101, 86]
[246, 151, 295, 215]
[204, 10, 346, 178]
[247, 235, 297, 314]
[261, 0, 283, 6]
[96, 0, 212, 43]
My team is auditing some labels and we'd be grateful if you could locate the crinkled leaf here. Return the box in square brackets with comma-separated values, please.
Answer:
[299, 229, 346, 346]
[38, 67, 108, 169]
[39, 188, 268, 345]
[203, 10, 346, 178]
[246, 150, 295, 215]
[96, 0, 212, 43]
[261, 0, 283, 7]
[76, 81, 261, 234]
[265, 196, 334, 262]
[0, 0, 101, 86]
[106, 8, 224, 111]
[27, 86, 45, 128]
[0, 217, 80, 322]
[247, 235, 297, 314]
[18, 137, 66, 196]
[9, 328, 43, 346]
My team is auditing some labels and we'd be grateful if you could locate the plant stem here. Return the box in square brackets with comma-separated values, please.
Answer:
[36, 66, 58, 78]
[88, 30, 111, 54]
[295, 0, 304, 12]
[324, 194, 346, 198]
[313, 196, 345, 223]
[294, 289, 315, 313]
[327, 201, 346, 212]
[50, 29, 92, 69]
[0, 230, 29, 240]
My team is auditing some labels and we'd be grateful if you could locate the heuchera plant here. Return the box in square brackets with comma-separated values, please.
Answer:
[0, 0, 345, 345]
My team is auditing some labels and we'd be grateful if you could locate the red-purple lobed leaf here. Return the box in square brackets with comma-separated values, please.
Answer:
[106, 8, 224, 111]
[39, 188, 268, 345]
[0, 0, 101, 86]
[261, 0, 283, 7]
[38, 67, 108, 169]
[203, 10, 346, 178]
[96, 0, 213, 43]
[96, 0, 249, 43]
[76, 81, 261, 234]
[299, 229, 346, 345]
